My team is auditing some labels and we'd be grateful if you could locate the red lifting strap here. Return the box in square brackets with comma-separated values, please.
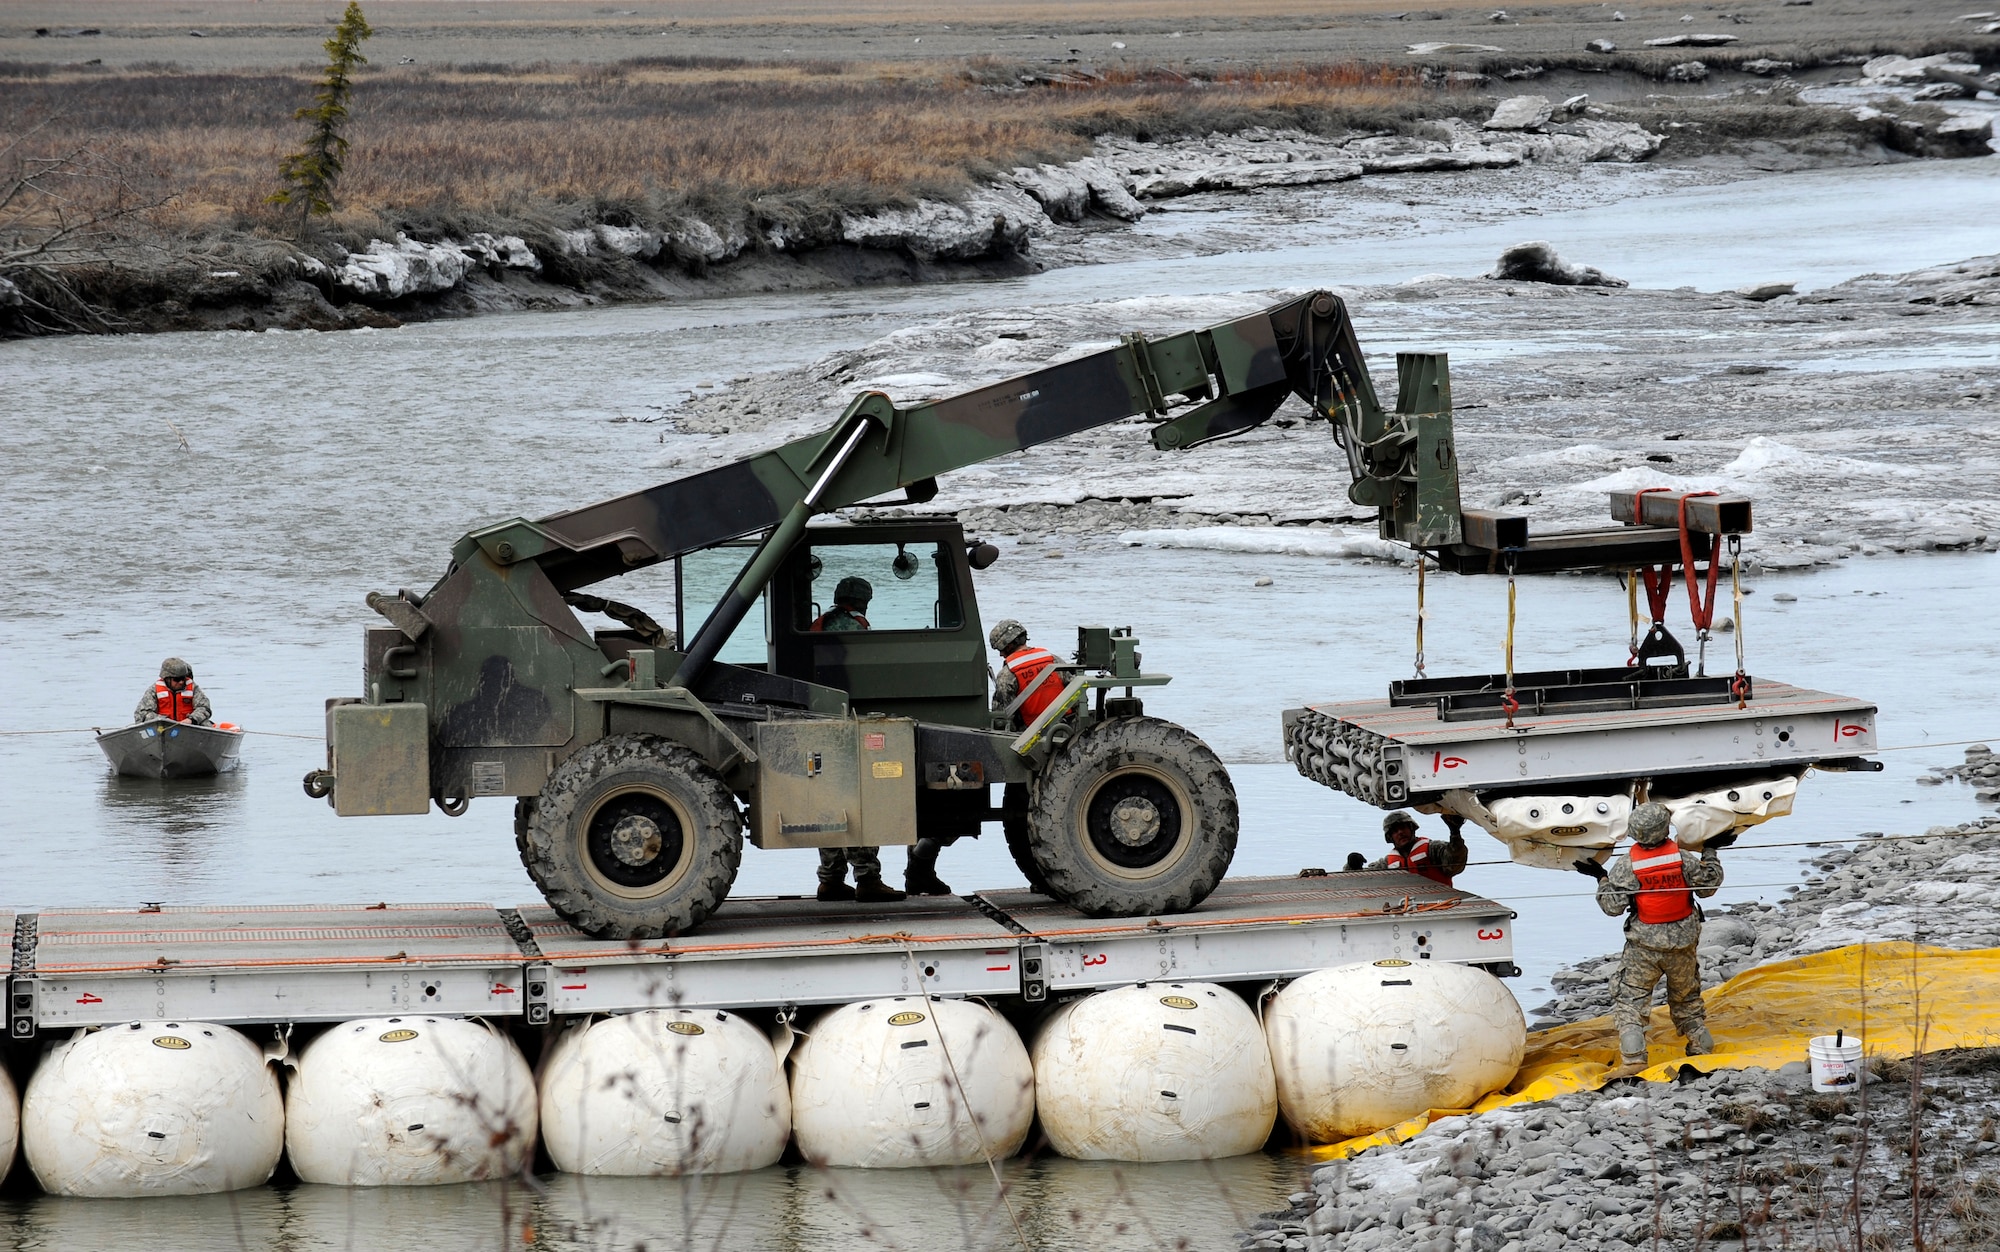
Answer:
[1630, 488, 1674, 625]
[1639, 565, 1672, 624]
[1677, 491, 1723, 631]
[1631, 486, 1722, 631]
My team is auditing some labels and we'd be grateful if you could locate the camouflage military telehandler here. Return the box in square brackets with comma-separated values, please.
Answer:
[306, 291, 1466, 937]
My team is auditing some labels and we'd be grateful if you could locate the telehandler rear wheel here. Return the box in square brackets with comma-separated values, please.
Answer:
[521, 734, 744, 939]
[1024, 716, 1237, 917]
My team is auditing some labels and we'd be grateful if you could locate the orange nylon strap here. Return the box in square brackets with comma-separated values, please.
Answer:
[1676, 491, 1723, 630]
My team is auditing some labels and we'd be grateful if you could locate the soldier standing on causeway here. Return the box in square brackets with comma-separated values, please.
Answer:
[810, 575, 906, 904]
[901, 619, 1066, 896]
[1575, 801, 1735, 1071]
[134, 657, 213, 725]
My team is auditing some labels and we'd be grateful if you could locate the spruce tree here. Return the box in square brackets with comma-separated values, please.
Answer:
[270, 1, 373, 238]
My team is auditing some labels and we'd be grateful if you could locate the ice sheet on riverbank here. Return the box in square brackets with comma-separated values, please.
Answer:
[658, 255, 2000, 563]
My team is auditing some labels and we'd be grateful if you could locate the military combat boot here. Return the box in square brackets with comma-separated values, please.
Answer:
[854, 875, 907, 904]
[904, 838, 953, 896]
[1610, 1026, 1650, 1077]
[816, 879, 857, 903]
[1685, 1027, 1716, 1056]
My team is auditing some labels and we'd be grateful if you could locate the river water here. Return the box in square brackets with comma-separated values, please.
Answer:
[3, 158, 1997, 1249]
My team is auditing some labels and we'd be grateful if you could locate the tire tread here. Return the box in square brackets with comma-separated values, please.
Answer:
[520, 735, 743, 939]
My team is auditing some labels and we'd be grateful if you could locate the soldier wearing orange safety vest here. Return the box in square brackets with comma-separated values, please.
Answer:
[134, 657, 213, 726]
[1575, 801, 1733, 1072]
[1370, 810, 1468, 886]
[988, 618, 1064, 728]
[903, 618, 1065, 898]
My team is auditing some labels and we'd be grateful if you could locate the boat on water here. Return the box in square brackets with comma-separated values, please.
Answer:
[96, 718, 244, 779]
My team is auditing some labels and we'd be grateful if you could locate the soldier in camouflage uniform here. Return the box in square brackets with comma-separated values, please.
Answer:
[134, 657, 213, 725]
[804, 575, 905, 902]
[817, 844, 904, 904]
[1576, 801, 1733, 1069]
[811, 576, 873, 632]
[988, 619, 1062, 728]
[1367, 810, 1469, 885]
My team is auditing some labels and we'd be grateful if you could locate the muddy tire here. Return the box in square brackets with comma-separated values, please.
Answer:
[1001, 782, 1051, 895]
[521, 734, 743, 939]
[1024, 716, 1237, 917]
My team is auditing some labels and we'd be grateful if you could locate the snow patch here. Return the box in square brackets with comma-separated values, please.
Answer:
[840, 187, 1048, 262]
[332, 234, 472, 299]
[1566, 466, 1729, 495]
[1723, 436, 1918, 479]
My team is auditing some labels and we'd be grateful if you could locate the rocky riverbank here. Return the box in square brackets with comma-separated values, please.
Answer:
[4, 52, 1992, 337]
[1240, 811, 2000, 1252]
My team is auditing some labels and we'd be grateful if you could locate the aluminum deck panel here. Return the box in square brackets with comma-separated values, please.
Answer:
[1, 911, 13, 978]
[29, 904, 532, 1028]
[1303, 681, 1876, 795]
[9, 879, 1521, 1031]
[521, 894, 1026, 1014]
[979, 873, 1515, 993]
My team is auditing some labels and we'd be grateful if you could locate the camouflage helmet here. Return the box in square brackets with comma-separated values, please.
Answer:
[1382, 809, 1419, 840]
[1629, 801, 1673, 846]
[832, 575, 873, 608]
[159, 657, 193, 681]
[988, 618, 1029, 654]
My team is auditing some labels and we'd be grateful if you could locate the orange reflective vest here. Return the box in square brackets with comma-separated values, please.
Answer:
[1386, 838, 1453, 886]
[1004, 646, 1062, 723]
[810, 609, 870, 632]
[1629, 839, 1696, 924]
[154, 681, 196, 722]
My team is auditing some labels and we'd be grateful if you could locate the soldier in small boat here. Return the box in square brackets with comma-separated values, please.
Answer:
[135, 657, 213, 726]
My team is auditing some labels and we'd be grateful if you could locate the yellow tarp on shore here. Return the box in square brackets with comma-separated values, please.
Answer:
[1309, 943, 2000, 1161]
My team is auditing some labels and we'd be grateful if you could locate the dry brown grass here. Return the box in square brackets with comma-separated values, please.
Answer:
[0, 56, 1443, 238]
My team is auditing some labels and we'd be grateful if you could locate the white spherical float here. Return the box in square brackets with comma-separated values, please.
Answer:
[791, 996, 1033, 1168]
[540, 1008, 790, 1176]
[1264, 958, 1525, 1143]
[22, 1020, 283, 1197]
[0, 1055, 16, 1180]
[1032, 982, 1275, 1162]
[285, 1016, 537, 1186]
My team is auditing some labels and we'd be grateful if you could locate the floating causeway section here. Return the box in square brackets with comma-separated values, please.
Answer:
[1288, 680, 1878, 806]
[6, 873, 1514, 1037]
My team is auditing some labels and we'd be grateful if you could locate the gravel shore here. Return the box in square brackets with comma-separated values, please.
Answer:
[1241, 809, 2000, 1252]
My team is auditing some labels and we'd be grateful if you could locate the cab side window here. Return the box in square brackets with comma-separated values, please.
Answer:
[799, 542, 965, 632]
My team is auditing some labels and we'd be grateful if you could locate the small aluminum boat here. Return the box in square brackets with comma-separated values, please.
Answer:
[96, 717, 245, 779]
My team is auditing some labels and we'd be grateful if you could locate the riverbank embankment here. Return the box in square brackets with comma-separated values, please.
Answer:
[2, 41, 1993, 336]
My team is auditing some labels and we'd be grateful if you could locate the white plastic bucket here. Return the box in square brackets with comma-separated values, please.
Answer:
[1809, 1034, 1864, 1092]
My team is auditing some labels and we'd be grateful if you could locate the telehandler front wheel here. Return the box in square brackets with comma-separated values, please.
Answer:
[520, 734, 743, 939]
[1001, 783, 1052, 895]
[1024, 716, 1238, 917]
